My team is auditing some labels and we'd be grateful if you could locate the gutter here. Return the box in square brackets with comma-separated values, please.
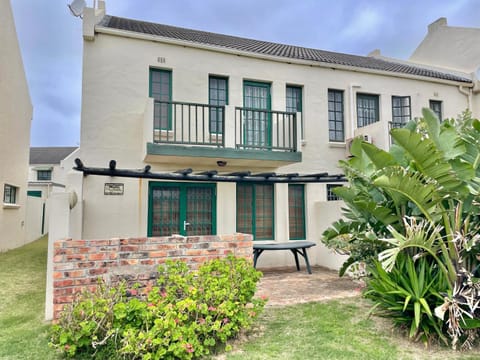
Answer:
[94, 26, 472, 88]
[458, 85, 473, 110]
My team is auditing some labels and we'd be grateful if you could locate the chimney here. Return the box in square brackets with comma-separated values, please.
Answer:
[83, 0, 107, 41]
[428, 17, 447, 34]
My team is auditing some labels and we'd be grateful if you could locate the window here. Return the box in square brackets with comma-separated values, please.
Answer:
[3, 184, 17, 204]
[328, 89, 344, 142]
[327, 184, 342, 201]
[289, 185, 306, 240]
[429, 100, 442, 121]
[286, 85, 303, 138]
[391, 96, 411, 126]
[209, 76, 228, 134]
[357, 94, 379, 127]
[149, 68, 172, 130]
[37, 170, 52, 181]
[236, 183, 274, 240]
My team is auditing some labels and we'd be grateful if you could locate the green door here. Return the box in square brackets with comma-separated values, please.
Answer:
[148, 183, 216, 236]
[243, 81, 271, 148]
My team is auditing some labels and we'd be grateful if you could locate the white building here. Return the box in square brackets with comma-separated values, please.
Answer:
[27, 147, 78, 238]
[0, 0, 33, 252]
[55, 1, 479, 269]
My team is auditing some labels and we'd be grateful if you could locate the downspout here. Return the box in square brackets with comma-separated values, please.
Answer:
[458, 85, 473, 111]
[349, 83, 361, 138]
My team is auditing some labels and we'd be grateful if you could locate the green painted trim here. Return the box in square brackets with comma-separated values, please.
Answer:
[148, 182, 216, 237]
[147, 143, 301, 162]
[27, 190, 42, 198]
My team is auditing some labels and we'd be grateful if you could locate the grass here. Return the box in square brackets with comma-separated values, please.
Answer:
[223, 300, 480, 360]
[1, 237, 480, 359]
[0, 235, 58, 360]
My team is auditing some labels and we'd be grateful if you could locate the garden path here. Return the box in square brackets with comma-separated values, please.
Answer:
[255, 266, 363, 306]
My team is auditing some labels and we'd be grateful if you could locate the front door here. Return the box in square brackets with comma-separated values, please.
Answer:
[243, 81, 271, 148]
[148, 183, 216, 236]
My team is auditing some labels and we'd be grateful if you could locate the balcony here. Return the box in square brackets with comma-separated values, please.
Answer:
[144, 99, 302, 167]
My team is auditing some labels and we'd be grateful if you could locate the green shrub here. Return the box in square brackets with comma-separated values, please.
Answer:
[364, 253, 449, 345]
[50, 255, 266, 359]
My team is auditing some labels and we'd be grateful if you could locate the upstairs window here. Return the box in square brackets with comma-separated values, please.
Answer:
[391, 96, 411, 126]
[37, 170, 52, 181]
[429, 100, 442, 121]
[150, 68, 172, 130]
[209, 76, 228, 134]
[357, 94, 379, 127]
[286, 85, 303, 139]
[328, 89, 344, 142]
[3, 184, 17, 204]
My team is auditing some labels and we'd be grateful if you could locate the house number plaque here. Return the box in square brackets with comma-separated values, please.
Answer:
[104, 183, 124, 195]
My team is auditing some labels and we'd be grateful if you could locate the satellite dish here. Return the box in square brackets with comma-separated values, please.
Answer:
[68, 0, 86, 17]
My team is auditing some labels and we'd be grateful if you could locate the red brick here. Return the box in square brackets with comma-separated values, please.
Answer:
[65, 240, 86, 247]
[140, 259, 155, 265]
[120, 259, 139, 266]
[149, 251, 167, 258]
[109, 238, 121, 246]
[54, 279, 74, 288]
[186, 236, 200, 243]
[89, 268, 108, 276]
[54, 295, 74, 304]
[120, 245, 139, 252]
[54, 263, 74, 271]
[64, 270, 85, 278]
[128, 237, 147, 244]
[76, 261, 95, 268]
[54, 241, 64, 249]
[189, 256, 207, 263]
[53, 271, 63, 279]
[109, 252, 118, 260]
[88, 253, 107, 261]
[66, 254, 86, 261]
[186, 249, 204, 256]
[90, 240, 110, 247]
[53, 255, 63, 262]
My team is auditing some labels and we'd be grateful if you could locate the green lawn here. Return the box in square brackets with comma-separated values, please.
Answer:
[0, 236, 58, 360]
[1, 237, 480, 359]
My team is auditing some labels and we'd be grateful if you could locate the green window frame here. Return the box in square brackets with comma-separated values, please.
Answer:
[37, 170, 52, 181]
[243, 81, 272, 148]
[209, 76, 228, 134]
[357, 93, 379, 127]
[328, 89, 344, 142]
[236, 183, 274, 240]
[3, 184, 17, 204]
[392, 96, 411, 126]
[148, 182, 216, 237]
[327, 184, 342, 201]
[149, 68, 172, 130]
[286, 85, 303, 138]
[288, 184, 306, 240]
[429, 100, 442, 121]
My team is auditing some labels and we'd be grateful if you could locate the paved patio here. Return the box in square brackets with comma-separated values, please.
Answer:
[255, 266, 363, 306]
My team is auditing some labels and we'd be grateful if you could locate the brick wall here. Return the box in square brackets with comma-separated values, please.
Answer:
[52, 234, 253, 320]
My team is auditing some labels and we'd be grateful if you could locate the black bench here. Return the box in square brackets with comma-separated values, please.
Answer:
[253, 241, 317, 274]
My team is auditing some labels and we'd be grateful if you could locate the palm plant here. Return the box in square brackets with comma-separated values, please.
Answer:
[322, 109, 480, 347]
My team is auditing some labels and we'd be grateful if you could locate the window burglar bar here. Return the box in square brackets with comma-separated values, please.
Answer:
[153, 101, 225, 147]
[234, 107, 297, 152]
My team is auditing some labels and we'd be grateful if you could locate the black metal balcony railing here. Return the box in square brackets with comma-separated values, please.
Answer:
[234, 107, 297, 152]
[152, 101, 298, 153]
[153, 101, 225, 147]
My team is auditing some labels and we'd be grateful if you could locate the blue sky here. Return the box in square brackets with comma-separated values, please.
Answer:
[10, 0, 480, 146]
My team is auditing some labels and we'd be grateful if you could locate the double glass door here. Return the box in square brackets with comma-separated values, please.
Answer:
[149, 183, 216, 236]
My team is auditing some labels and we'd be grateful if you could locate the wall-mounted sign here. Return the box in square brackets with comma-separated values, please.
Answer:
[104, 183, 124, 195]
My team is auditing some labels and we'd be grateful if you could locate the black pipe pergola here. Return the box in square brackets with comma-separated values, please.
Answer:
[73, 158, 347, 183]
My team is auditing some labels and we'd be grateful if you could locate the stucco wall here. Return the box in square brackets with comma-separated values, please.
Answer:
[73, 14, 474, 270]
[0, 0, 32, 251]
